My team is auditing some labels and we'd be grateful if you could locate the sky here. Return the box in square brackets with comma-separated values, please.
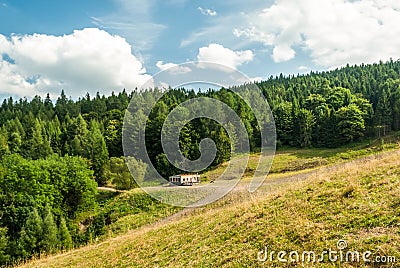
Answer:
[1, 0, 400, 100]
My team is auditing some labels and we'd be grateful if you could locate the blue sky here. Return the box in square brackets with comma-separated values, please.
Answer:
[1, 0, 400, 99]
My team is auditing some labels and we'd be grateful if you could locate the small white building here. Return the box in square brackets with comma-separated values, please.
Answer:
[169, 174, 200, 186]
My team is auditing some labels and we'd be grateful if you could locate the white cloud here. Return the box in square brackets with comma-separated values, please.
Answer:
[234, 0, 400, 68]
[197, 43, 254, 69]
[0, 35, 10, 53]
[298, 65, 309, 71]
[272, 45, 296, 62]
[156, 61, 178, 71]
[0, 28, 151, 98]
[156, 61, 192, 74]
[198, 7, 217, 16]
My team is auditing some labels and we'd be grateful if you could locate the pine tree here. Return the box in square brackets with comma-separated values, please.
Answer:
[87, 120, 109, 185]
[58, 217, 72, 250]
[0, 131, 9, 158]
[123, 109, 147, 158]
[375, 88, 392, 136]
[41, 204, 59, 253]
[67, 114, 89, 156]
[0, 227, 9, 265]
[297, 109, 315, 148]
[9, 131, 22, 153]
[30, 119, 53, 159]
[126, 156, 147, 188]
[55, 90, 68, 122]
[273, 101, 293, 146]
[18, 208, 43, 257]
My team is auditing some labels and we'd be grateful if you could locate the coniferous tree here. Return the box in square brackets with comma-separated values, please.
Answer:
[29, 119, 53, 160]
[9, 131, 22, 153]
[58, 217, 73, 250]
[87, 120, 109, 185]
[55, 90, 68, 122]
[297, 109, 315, 148]
[67, 114, 89, 156]
[18, 208, 43, 258]
[0, 227, 9, 264]
[273, 101, 293, 146]
[0, 131, 9, 158]
[375, 89, 392, 136]
[41, 205, 59, 253]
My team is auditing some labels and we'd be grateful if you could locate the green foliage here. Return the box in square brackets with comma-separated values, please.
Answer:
[0, 59, 400, 265]
[87, 120, 109, 185]
[0, 154, 97, 264]
[29, 119, 53, 160]
[273, 101, 293, 146]
[336, 104, 365, 143]
[0, 131, 9, 158]
[107, 157, 146, 190]
[12, 204, 74, 261]
[96, 189, 178, 236]
[156, 153, 175, 178]
[104, 110, 123, 157]
[18, 208, 43, 258]
[41, 204, 59, 253]
[0, 60, 398, 175]
[297, 109, 315, 148]
[58, 217, 73, 250]
[0, 228, 9, 264]
[65, 114, 89, 156]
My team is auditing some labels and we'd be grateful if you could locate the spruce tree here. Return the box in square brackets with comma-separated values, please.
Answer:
[0, 131, 9, 158]
[41, 204, 59, 253]
[0, 227, 9, 264]
[30, 119, 53, 159]
[87, 120, 109, 185]
[18, 208, 43, 257]
[297, 109, 315, 148]
[58, 217, 72, 250]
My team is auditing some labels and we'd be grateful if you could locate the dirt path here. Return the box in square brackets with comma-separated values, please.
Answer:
[97, 186, 126, 193]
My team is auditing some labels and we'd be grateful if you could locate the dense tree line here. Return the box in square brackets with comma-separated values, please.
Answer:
[258, 59, 400, 146]
[0, 60, 399, 264]
[0, 154, 96, 265]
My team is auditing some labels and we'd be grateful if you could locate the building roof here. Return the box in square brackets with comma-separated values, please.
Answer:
[170, 174, 199, 177]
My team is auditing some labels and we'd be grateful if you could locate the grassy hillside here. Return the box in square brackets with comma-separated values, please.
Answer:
[78, 134, 400, 243]
[20, 148, 400, 267]
[204, 132, 400, 181]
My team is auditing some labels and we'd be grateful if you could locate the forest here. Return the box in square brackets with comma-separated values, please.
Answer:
[0, 59, 400, 264]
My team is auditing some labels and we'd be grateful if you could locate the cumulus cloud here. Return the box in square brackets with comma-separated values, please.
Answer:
[156, 61, 177, 71]
[0, 28, 151, 98]
[298, 65, 309, 71]
[272, 45, 296, 63]
[233, 0, 400, 68]
[156, 61, 192, 74]
[197, 43, 254, 70]
[198, 7, 217, 16]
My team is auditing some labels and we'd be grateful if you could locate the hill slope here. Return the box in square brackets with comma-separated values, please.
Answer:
[20, 150, 400, 267]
